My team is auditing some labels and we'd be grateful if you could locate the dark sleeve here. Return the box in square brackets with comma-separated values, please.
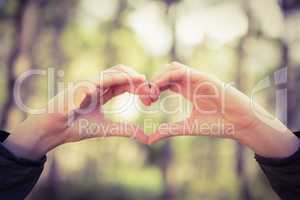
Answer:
[0, 143, 46, 200]
[255, 131, 300, 200]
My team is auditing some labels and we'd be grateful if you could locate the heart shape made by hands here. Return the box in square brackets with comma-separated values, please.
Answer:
[71, 62, 249, 146]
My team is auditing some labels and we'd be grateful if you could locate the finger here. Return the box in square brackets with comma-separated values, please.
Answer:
[144, 64, 187, 105]
[110, 65, 147, 84]
[95, 65, 146, 89]
[99, 121, 148, 144]
[153, 80, 192, 103]
[137, 82, 152, 106]
[172, 62, 223, 85]
[144, 63, 188, 104]
[153, 66, 187, 90]
[153, 62, 222, 102]
[148, 82, 160, 102]
[152, 63, 183, 83]
[148, 121, 189, 145]
[101, 82, 145, 104]
[154, 62, 219, 90]
[137, 82, 160, 106]
[80, 65, 146, 107]
[112, 65, 144, 77]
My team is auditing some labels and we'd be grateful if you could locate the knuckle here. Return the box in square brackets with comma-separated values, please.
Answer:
[110, 64, 123, 71]
[171, 61, 182, 68]
[116, 64, 127, 71]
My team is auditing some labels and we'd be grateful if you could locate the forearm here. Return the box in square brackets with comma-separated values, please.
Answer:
[237, 117, 300, 158]
[244, 119, 300, 200]
[3, 133, 48, 161]
[2, 116, 66, 161]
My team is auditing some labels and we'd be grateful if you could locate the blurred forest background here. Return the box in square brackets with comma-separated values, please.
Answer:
[1, 0, 300, 199]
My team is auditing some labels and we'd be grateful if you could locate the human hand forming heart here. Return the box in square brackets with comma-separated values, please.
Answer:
[139, 62, 258, 145]
[10, 65, 151, 160]
[12, 61, 266, 162]
[7, 62, 295, 161]
[68, 62, 260, 146]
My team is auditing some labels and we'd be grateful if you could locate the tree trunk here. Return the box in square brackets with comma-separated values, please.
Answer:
[234, 2, 252, 200]
[0, 0, 28, 129]
[46, 1, 70, 198]
[0, 0, 45, 129]
[159, 5, 178, 200]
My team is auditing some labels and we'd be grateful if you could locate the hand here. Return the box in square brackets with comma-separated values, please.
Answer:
[147, 62, 299, 158]
[146, 62, 254, 142]
[3, 65, 149, 160]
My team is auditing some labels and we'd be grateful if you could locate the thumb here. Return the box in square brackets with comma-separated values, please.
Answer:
[148, 121, 190, 145]
[97, 121, 149, 144]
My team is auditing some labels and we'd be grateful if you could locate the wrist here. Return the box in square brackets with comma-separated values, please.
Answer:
[3, 116, 66, 161]
[236, 116, 300, 158]
[3, 130, 47, 161]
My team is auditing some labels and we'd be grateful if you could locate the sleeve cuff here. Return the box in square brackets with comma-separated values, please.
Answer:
[0, 143, 46, 167]
[255, 147, 300, 167]
[0, 130, 10, 142]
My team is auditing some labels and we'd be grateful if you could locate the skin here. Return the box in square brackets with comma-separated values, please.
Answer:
[3, 65, 150, 160]
[147, 62, 300, 158]
[3, 63, 300, 161]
